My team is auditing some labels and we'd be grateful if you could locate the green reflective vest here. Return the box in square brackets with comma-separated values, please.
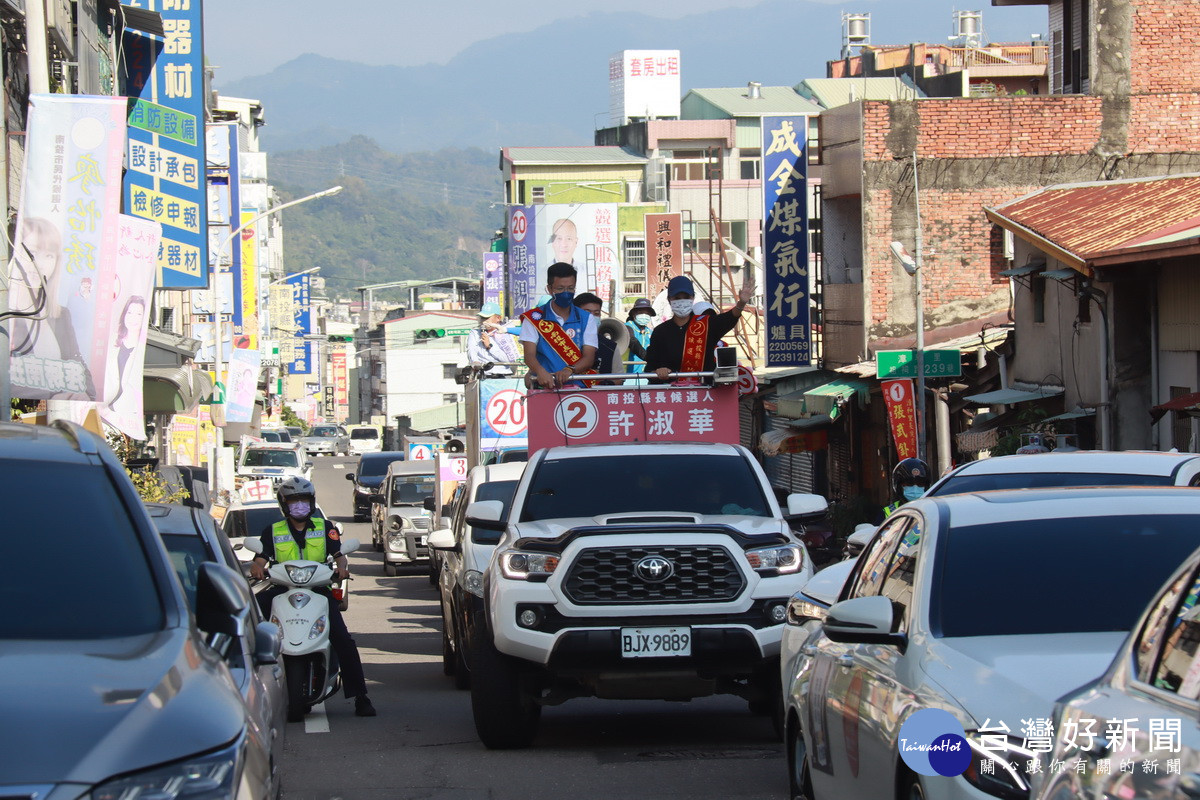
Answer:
[883, 501, 902, 518]
[272, 518, 327, 563]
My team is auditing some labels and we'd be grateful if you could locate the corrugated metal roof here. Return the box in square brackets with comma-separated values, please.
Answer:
[987, 174, 1200, 266]
[686, 86, 821, 117]
[504, 146, 647, 165]
[794, 77, 924, 109]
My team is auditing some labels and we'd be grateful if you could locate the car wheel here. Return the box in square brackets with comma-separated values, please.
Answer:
[441, 620, 456, 677]
[384, 562, 397, 577]
[899, 771, 925, 800]
[787, 717, 816, 800]
[428, 555, 439, 586]
[453, 635, 471, 690]
[470, 638, 540, 749]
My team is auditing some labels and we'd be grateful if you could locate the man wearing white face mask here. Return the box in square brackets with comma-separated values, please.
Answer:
[251, 476, 376, 716]
[645, 274, 754, 383]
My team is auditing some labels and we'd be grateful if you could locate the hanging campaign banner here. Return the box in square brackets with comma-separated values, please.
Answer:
[100, 215, 162, 439]
[644, 212, 682, 302]
[238, 208, 260, 349]
[882, 378, 918, 461]
[507, 205, 537, 315]
[225, 347, 262, 424]
[122, 0, 207, 288]
[287, 271, 313, 374]
[332, 351, 349, 410]
[483, 251, 505, 311]
[762, 115, 811, 368]
[9, 94, 126, 401]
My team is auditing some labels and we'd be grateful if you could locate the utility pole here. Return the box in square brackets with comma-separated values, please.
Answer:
[912, 151, 927, 463]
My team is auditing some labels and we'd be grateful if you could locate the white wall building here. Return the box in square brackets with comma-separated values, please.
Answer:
[382, 312, 477, 419]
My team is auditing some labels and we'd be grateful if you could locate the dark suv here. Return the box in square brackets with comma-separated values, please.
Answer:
[346, 450, 406, 520]
[0, 421, 280, 799]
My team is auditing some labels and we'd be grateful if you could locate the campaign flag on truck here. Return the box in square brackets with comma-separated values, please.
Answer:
[100, 215, 162, 439]
[507, 206, 538, 315]
[8, 94, 126, 401]
[762, 115, 811, 368]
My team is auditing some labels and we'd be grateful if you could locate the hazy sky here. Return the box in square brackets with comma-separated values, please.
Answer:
[202, 0, 1046, 82]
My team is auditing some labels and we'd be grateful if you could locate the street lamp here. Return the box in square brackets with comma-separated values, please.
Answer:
[209, 184, 342, 501]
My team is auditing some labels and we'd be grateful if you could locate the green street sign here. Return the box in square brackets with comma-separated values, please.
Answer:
[876, 349, 962, 379]
[443, 327, 475, 337]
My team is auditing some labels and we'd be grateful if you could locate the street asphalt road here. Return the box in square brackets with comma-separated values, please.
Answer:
[281, 456, 789, 800]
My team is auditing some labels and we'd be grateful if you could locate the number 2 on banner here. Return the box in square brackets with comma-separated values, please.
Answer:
[553, 395, 598, 439]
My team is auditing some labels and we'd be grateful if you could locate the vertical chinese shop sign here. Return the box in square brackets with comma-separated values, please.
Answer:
[762, 115, 810, 367]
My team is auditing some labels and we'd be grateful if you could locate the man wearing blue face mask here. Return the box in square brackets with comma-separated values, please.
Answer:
[251, 477, 376, 716]
[519, 261, 598, 389]
[884, 457, 931, 517]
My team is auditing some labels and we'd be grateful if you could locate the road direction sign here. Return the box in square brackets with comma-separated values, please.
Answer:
[876, 349, 962, 379]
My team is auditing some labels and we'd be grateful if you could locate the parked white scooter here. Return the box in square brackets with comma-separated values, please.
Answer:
[243, 536, 360, 722]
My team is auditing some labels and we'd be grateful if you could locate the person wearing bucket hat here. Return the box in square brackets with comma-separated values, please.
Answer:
[624, 298, 655, 374]
[467, 301, 519, 376]
[644, 271, 755, 383]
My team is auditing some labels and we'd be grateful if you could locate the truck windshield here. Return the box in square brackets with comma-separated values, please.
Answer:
[242, 449, 299, 468]
[392, 475, 435, 505]
[351, 428, 378, 440]
[520, 454, 770, 522]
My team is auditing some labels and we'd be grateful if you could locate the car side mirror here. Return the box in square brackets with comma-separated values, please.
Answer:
[423, 496, 436, 512]
[195, 562, 250, 654]
[785, 492, 829, 523]
[466, 499, 506, 531]
[428, 528, 458, 552]
[345, 472, 356, 481]
[252, 621, 282, 665]
[305, 462, 314, 470]
[823, 596, 906, 650]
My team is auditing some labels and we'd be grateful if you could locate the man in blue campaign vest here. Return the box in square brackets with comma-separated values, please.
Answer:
[250, 476, 376, 717]
[519, 261, 598, 389]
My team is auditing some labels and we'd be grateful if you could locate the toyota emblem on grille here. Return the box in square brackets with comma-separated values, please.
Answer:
[635, 555, 674, 583]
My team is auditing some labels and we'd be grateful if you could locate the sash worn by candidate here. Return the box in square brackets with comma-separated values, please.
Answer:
[679, 314, 711, 374]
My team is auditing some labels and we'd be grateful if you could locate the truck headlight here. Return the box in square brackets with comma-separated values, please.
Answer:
[388, 532, 406, 551]
[500, 551, 559, 581]
[746, 544, 804, 575]
[463, 569, 485, 597]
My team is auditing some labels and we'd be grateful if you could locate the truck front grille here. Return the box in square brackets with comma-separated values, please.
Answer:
[563, 545, 745, 605]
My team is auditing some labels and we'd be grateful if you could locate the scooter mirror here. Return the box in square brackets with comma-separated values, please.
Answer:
[339, 537, 360, 556]
[241, 537, 265, 555]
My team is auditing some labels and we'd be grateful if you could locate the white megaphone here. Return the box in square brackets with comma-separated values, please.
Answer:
[597, 317, 631, 370]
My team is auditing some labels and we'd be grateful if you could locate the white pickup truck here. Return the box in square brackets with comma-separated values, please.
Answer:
[457, 440, 827, 749]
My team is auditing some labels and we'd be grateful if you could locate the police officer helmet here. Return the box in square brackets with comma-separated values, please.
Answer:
[277, 476, 316, 515]
[892, 458, 931, 501]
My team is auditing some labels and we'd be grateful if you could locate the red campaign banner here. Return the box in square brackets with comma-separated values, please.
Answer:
[645, 213, 682, 300]
[526, 384, 740, 453]
[881, 379, 918, 461]
[332, 352, 348, 406]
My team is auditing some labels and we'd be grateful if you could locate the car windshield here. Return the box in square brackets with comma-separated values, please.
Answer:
[391, 475, 435, 505]
[351, 428, 378, 440]
[242, 449, 299, 468]
[161, 534, 214, 610]
[520, 454, 770, 522]
[936, 514, 1200, 637]
[929, 471, 1173, 496]
[471, 480, 519, 544]
[311, 427, 337, 437]
[359, 456, 401, 478]
[2, 462, 164, 639]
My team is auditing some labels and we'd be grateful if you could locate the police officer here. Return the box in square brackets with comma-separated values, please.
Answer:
[250, 476, 377, 717]
[884, 457, 931, 517]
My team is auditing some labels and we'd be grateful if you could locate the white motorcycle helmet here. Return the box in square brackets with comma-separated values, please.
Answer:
[277, 476, 316, 518]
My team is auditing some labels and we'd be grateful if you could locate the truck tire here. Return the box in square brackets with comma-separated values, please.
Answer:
[384, 562, 397, 577]
[470, 638, 540, 749]
[748, 663, 784, 740]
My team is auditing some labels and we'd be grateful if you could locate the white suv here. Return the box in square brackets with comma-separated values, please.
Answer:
[458, 441, 826, 749]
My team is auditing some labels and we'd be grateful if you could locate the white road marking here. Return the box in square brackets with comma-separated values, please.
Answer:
[305, 701, 330, 734]
[333, 464, 346, 470]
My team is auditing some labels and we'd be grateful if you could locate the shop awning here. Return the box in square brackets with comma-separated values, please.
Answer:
[117, 3, 165, 37]
[1043, 406, 1096, 422]
[999, 260, 1046, 278]
[963, 386, 1063, 405]
[759, 419, 832, 456]
[801, 378, 871, 420]
[1150, 392, 1200, 423]
[144, 366, 213, 414]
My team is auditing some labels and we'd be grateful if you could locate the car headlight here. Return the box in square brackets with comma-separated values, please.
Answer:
[463, 569, 485, 597]
[746, 543, 804, 575]
[962, 733, 1034, 799]
[388, 532, 406, 551]
[285, 564, 317, 585]
[308, 616, 327, 639]
[500, 551, 559, 581]
[90, 735, 245, 800]
[354, 485, 370, 495]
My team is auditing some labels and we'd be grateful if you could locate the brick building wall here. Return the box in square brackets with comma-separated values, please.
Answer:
[1131, 1, 1200, 94]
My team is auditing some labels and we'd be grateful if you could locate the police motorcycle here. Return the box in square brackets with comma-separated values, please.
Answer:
[242, 483, 360, 722]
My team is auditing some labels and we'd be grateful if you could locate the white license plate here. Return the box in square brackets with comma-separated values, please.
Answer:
[620, 627, 691, 658]
[418, 536, 427, 546]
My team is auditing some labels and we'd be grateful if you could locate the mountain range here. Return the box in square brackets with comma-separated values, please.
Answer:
[221, 0, 1048, 154]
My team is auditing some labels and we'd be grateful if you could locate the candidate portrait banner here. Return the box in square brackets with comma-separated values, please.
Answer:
[9, 94, 126, 401]
[100, 215, 162, 439]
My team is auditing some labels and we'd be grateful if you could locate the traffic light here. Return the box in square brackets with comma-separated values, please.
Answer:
[415, 328, 447, 340]
[327, 334, 353, 343]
